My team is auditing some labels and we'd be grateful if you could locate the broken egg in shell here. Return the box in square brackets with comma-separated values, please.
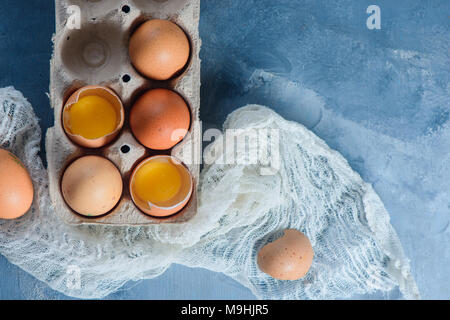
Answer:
[129, 155, 193, 218]
[62, 85, 124, 149]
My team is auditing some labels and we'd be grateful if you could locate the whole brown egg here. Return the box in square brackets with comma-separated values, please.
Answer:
[0, 149, 34, 219]
[257, 229, 314, 280]
[130, 88, 190, 150]
[129, 19, 190, 81]
[61, 155, 123, 217]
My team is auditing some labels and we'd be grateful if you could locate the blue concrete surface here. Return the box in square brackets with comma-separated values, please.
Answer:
[1, 0, 449, 299]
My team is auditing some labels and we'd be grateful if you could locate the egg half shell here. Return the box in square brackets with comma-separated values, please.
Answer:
[129, 155, 193, 218]
[257, 229, 314, 280]
[0, 149, 34, 220]
[62, 85, 124, 149]
[61, 155, 123, 217]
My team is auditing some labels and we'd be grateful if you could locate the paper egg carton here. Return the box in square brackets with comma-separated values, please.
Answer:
[46, 0, 201, 225]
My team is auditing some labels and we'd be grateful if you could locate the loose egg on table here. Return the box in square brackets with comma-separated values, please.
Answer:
[257, 229, 314, 280]
[62, 85, 124, 149]
[0, 149, 34, 220]
[130, 155, 193, 218]
[130, 88, 190, 150]
[61, 155, 123, 217]
[129, 19, 191, 80]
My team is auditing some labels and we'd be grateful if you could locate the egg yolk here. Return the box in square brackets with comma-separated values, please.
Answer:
[133, 161, 182, 205]
[68, 95, 118, 139]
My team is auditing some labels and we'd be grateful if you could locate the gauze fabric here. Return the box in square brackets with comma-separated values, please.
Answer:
[0, 87, 419, 299]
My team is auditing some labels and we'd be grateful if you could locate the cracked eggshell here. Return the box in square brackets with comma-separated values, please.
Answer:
[129, 155, 193, 218]
[257, 229, 314, 280]
[62, 85, 124, 149]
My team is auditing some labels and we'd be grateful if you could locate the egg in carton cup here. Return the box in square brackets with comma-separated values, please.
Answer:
[46, 0, 202, 225]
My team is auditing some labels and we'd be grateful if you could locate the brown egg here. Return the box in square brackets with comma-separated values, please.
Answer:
[61, 155, 123, 217]
[0, 149, 34, 220]
[62, 85, 124, 149]
[257, 229, 314, 280]
[130, 88, 190, 150]
[129, 19, 190, 80]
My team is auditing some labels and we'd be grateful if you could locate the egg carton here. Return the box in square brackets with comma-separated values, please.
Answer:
[46, 0, 202, 226]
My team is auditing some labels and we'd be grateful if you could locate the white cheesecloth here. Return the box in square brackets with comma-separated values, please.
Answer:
[0, 86, 419, 299]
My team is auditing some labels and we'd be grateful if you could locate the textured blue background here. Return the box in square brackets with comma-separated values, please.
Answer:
[0, 0, 449, 299]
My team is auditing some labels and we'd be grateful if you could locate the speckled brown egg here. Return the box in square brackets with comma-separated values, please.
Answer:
[0, 149, 34, 220]
[129, 19, 190, 80]
[130, 88, 190, 150]
[61, 155, 123, 217]
[257, 229, 314, 280]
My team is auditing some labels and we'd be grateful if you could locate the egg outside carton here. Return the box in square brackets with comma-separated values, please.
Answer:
[46, 0, 201, 225]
